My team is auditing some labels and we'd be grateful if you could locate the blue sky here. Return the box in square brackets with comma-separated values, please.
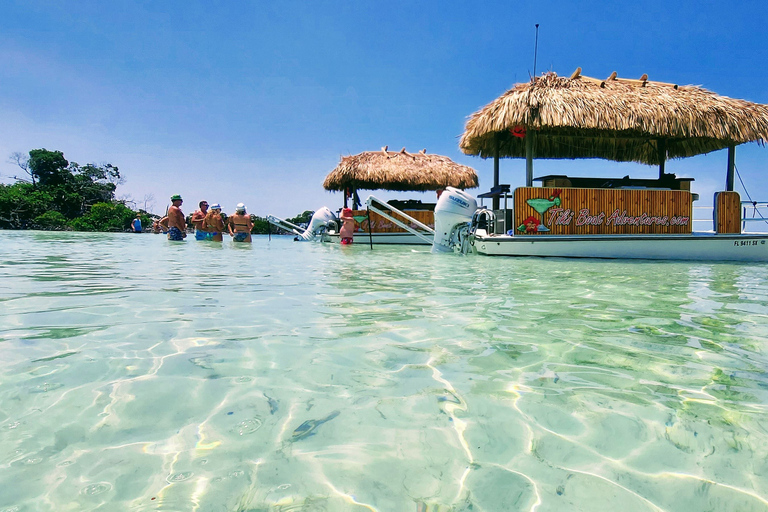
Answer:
[2, 0, 767, 217]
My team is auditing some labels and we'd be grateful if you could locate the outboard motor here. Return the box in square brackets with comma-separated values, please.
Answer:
[298, 207, 337, 241]
[432, 187, 477, 253]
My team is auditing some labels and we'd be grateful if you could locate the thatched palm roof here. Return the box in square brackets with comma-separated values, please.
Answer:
[323, 147, 479, 191]
[460, 69, 768, 164]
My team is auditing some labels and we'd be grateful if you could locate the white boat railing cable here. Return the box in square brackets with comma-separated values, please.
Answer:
[365, 195, 435, 244]
[741, 201, 768, 232]
[691, 206, 714, 232]
[691, 202, 768, 233]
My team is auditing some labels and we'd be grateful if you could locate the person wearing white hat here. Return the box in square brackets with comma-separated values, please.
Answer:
[228, 203, 253, 242]
[203, 203, 225, 242]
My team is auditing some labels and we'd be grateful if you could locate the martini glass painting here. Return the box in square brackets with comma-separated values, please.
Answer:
[521, 189, 563, 233]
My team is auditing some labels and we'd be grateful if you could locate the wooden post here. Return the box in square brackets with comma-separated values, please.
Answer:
[657, 138, 666, 179]
[525, 131, 534, 187]
[493, 135, 500, 210]
[726, 145, 736, 191]
[366, 207, 373, 250]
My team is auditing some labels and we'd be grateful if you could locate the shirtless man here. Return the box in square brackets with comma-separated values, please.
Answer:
[190, 200, 210, 240]
[228, 203, 253, 242]
[163, 194, 186, 241]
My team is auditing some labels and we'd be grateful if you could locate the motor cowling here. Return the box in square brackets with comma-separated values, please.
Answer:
[298, 207, 337, 240]
[432, 187, 477, 253]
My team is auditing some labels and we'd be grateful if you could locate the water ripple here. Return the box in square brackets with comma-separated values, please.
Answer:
[1, 232, 767, 510]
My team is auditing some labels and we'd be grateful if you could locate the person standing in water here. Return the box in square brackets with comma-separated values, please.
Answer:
[339, 207, 355, 245]
[163, 194, 186, 241]
[203, 203, 225, 242]
[191, 201, 210, 240]
[131, 215, 142, 233]
[228, 203, 253, 242]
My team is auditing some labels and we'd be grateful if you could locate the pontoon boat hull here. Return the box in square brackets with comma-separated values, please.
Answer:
[472, 231, 768, 262]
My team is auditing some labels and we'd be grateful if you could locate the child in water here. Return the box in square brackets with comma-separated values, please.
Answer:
[339, 207, 355, 245]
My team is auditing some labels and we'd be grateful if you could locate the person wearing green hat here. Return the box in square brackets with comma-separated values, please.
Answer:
[165, 194, 186, 241]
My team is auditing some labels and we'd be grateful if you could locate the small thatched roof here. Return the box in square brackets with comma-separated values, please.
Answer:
[323, 147, 479, 191]
[460, 69, 768, 164]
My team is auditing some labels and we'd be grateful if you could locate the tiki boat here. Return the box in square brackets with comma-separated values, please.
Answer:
[447, 69, 768, 261]
[320, 147, 478, 245]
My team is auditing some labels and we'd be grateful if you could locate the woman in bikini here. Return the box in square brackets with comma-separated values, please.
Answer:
[203, 204, 226, 242]
[228, 203, 254, 243]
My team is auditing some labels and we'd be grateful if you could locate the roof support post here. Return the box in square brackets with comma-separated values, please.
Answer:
[525, 131, 534, 187]
[493, 135, 500, 210]
[726, 144, 735, 191]
[657, 138, 666, 179]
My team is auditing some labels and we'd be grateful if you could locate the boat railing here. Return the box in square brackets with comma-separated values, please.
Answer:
[691, 202, 768, 232]
[470, 208, 497, 236]
[741, 201, 768, 232]
[365, 195, 435, 244]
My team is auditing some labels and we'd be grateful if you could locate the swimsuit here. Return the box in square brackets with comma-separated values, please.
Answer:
[195, 229, 209, 241]
[341, 237, 353, 245]
[206, 232, 219, 240]
[233, 232, 248, 242]
[168, 226, 185, 241]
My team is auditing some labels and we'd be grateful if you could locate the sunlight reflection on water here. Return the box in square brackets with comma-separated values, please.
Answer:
[1, 231, 768, 511]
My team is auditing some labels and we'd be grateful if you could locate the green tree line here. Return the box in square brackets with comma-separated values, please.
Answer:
[1, 149, 152, 231]
[1, 148, 316, 234]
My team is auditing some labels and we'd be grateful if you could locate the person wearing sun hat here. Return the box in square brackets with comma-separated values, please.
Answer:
[162, 194, 186, 241]
[228, 203, 253, 242]
[202, 203, 225, 242]
[339, 207, 355, 245]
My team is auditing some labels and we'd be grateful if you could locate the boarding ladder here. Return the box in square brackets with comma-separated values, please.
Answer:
[266, 215, 304, 237]
[365, 196, 435, 244]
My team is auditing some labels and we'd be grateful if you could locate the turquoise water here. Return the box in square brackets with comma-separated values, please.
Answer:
[1, 231, 768, 511]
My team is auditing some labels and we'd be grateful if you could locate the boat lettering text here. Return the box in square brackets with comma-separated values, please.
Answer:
[544, 208, 690, 228]
[546, 208, 574, 226]
[575, 209, 605, 226]
[449, 195, 470, 208]
[734, 240, 761, 247]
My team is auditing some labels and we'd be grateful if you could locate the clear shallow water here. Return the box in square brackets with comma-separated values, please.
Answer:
[1, 231, 768, 512]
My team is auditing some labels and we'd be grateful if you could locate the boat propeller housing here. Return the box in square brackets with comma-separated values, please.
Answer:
[432, 187, 477, 253]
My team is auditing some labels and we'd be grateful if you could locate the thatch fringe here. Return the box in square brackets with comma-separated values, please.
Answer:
[323, 148, 479, 192]
[460, 71, 768, 164]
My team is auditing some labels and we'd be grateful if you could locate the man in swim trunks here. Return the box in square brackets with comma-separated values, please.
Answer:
[191, 200, 210, 240]
[165, 194, 187, 241]
[228, 203, 253, 242]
